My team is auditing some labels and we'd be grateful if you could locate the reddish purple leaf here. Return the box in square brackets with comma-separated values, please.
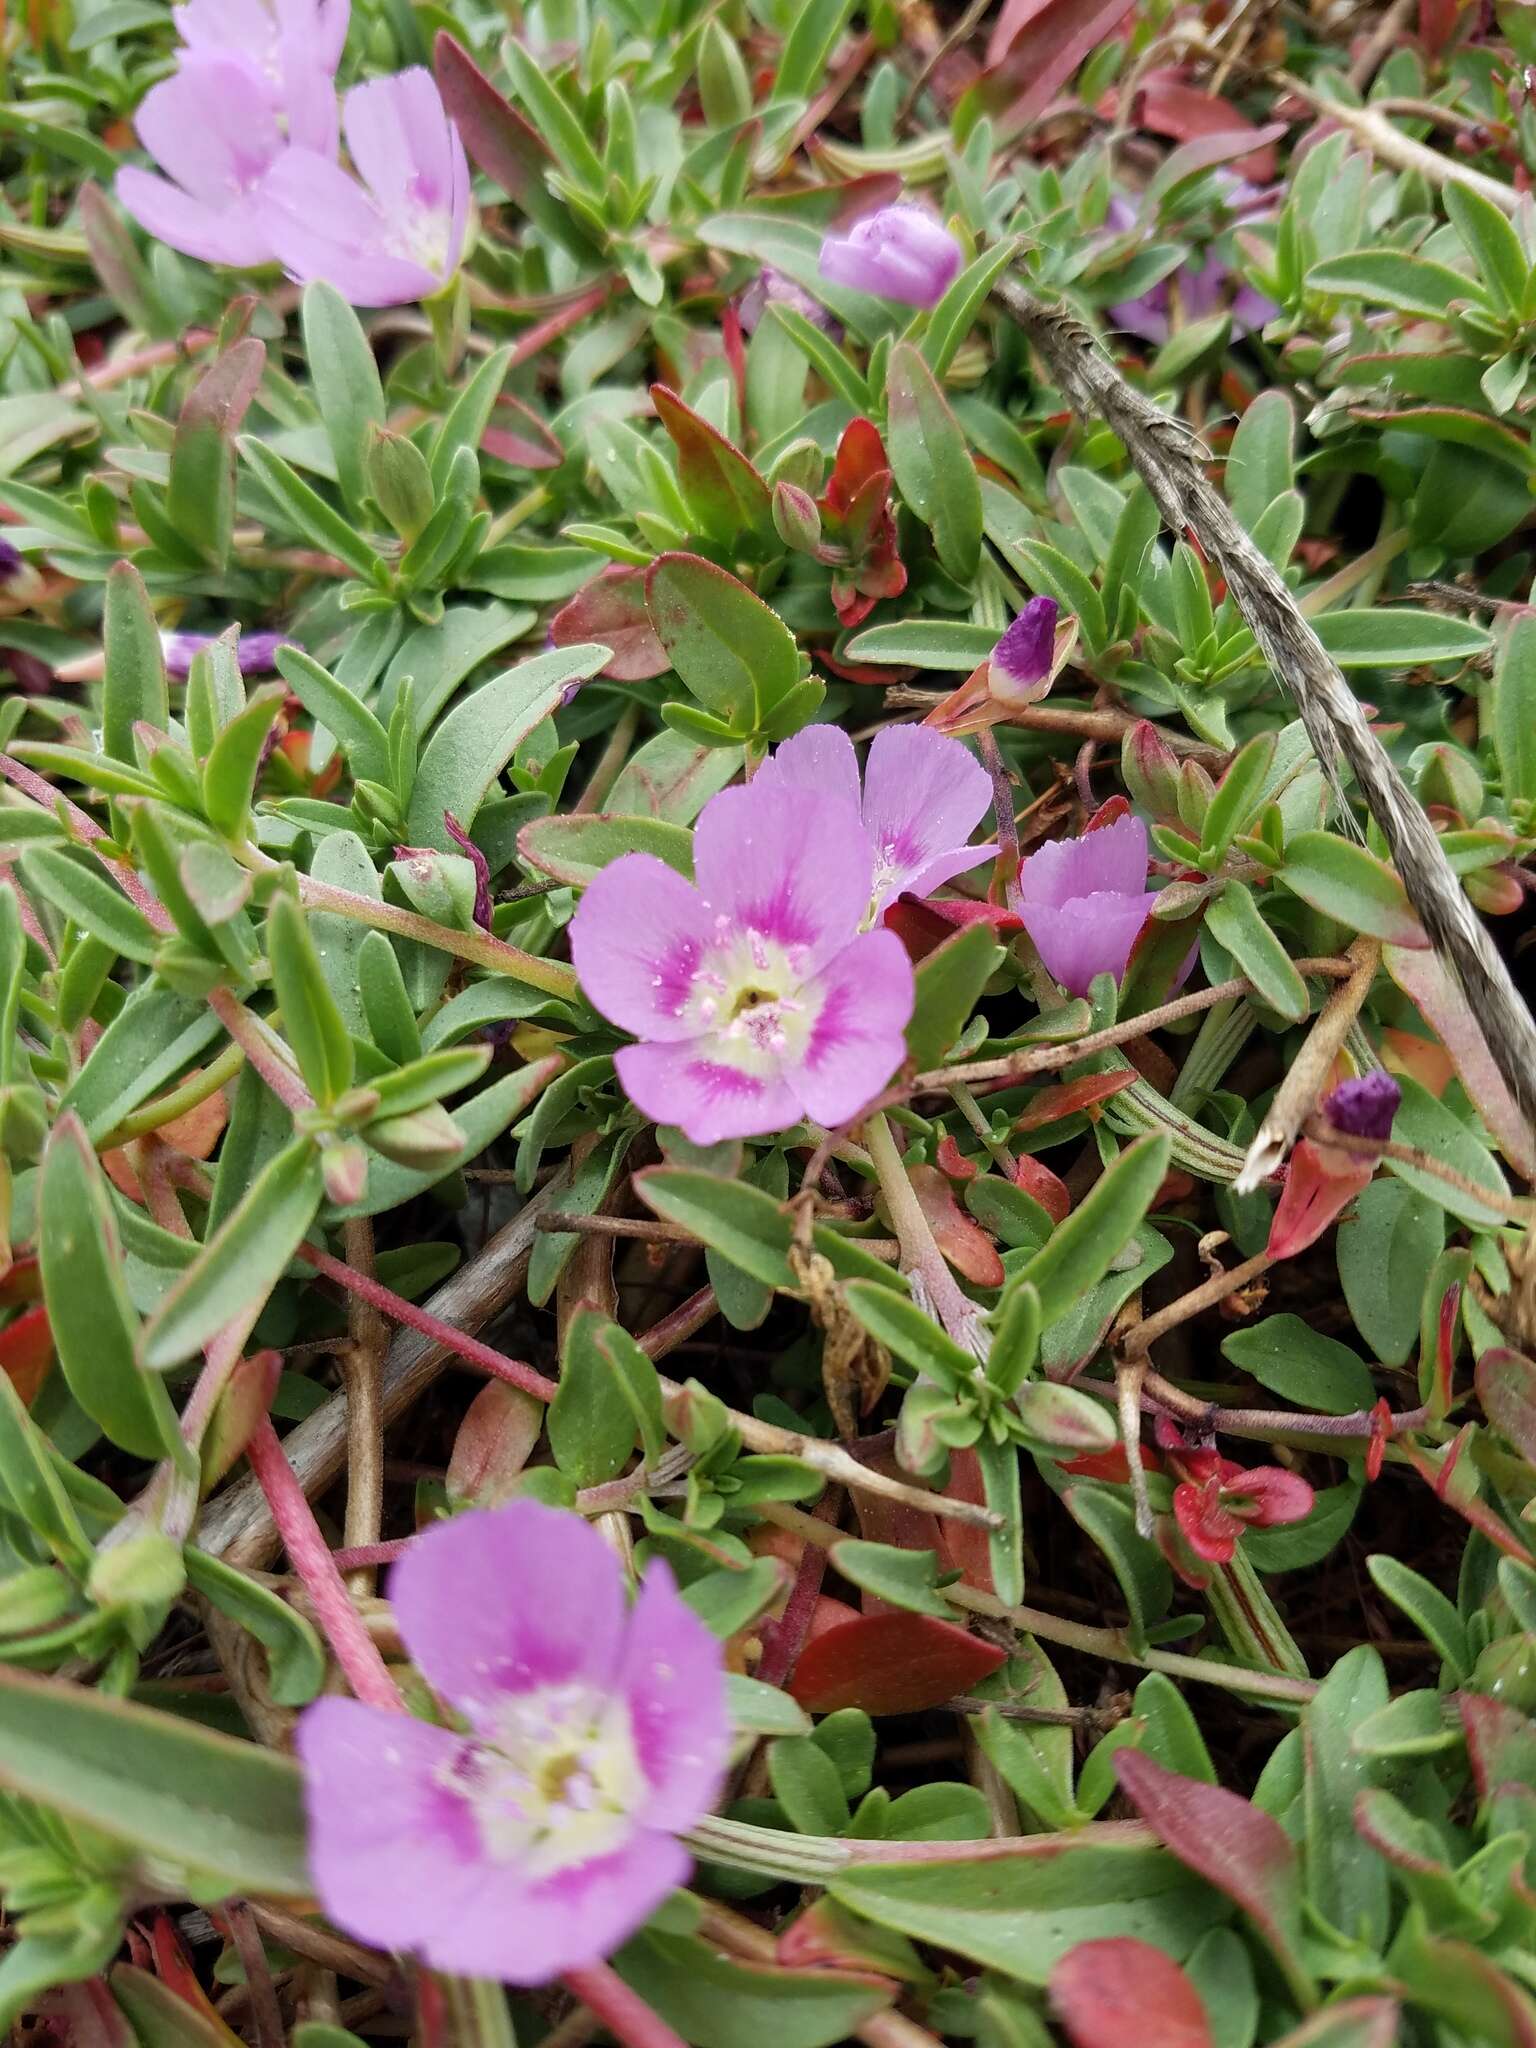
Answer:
[551, 566, 669, 682]
[1132, 72, 1282, 182]
[1476, 1348, 1536, 1465]
[1384, 945, 1536, 1180]
[1460, 1692, 1536, 1800]
[907, 1163, 1006, 1289]
[0, 1302, 53, 1407]
[1113, 1752, 1313, 2002]
[1266, 1999, 1402, 2048]
[433, 30, 554, 209]
[979, 0, 1138, 130]
[651, 385, 774, 547]
[790, 1611, 1007, 1716]
[1050, 1938, 1213, 2048]
[481, 396, 564, 471]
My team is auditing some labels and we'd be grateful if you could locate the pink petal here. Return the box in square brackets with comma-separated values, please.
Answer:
[569, 854, 713, 1044]
[174, 0, 278, 61]
[116, 169, 275, 269]
[276, 37, 341, 155]
[1020, 889, 1158, 996]
[615, 1038, 802, 1145]
[1019, 813, 1149, 913]
[275, 0, 349, 69]
[621, 1561, 730, 1832]
[260, 149, 441, 305]
[134, 55, 284, 201]
[863, 725, 994, 908]
[1226, 1466, 1314, 1526]
[792, 929, 914, 1126]
[389, 1501, 627, 1723]
[422, 1830, 690, 1984]
[296, 1699, 488, 1954]
[693, 784, 869, 970]
[759, 723, 863, 814]
[344, 68, 448, 218]
[1265, 1138, 1373, 1261]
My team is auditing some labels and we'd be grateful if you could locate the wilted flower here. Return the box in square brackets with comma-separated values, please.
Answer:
[1104, 198, 1276, 344]
[261, 68, 470, 306]
[819, 205, 962, 308]
[160, 628, 289, 679]
[923, 597, 1079, 738]
[117, 55, 315, 270]
[1154, 1420, 1313, 1571]
[442, 812, 493, 932]
[992, 597, 1060, 701]
[570, 777, 914, 1144]
[0, 540, 22, 585]
[738, 266, 835, 335]
[1016, 813, 1159, 997]
[757, 722, 994, 919]
[1266, 1070, 1401, 1260]
[297, 1500, 728, 1983]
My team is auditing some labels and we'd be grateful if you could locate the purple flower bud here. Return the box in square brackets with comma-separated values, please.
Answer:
[160, 628, 290, 680]
[0, 539, 23, 585]
[1323, 1071, 1401, 1141]
[992, 597, 1058, 693]
[443, 811, 493, 932]
[818, 205, 962, 309]
[738, 266, 835, 335]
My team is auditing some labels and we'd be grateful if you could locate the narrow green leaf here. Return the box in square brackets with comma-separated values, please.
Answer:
[21, 846, 158, 964]
[101, 560, 167, 762]
[267, 893, 355, 1107]
[274, 646, 391, 790]
[1443, 180, 1528, 311]
[183, 1549, 326, 1706]
[1491, 611, 1536, 807]
[886, 341, 982, 580]
[1204, 883, 1308, 1021]
[1278, 831, 1425, 946]
[200, 683, 285, 840]
[301, 282, 385, 513]
[238, 437, 387, 583]
[1365, 1554, 1469, 1679]
[1311, 608, 1491, 667]
[1010, 1134, 1171, 1328]
[1306, 248, 1482, 318]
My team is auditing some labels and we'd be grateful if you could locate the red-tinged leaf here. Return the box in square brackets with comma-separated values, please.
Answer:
[34, 1981, 137, 2048]
[1459, 1692, 1536, 1799]
[103, 1077, 230, 1203]
[824, 418, 892, 516]
[908, 1163, 1006, 1289]
[1084, 795, 1132, 832]
[434, 30, 554, 207]
[481, 395, 564, 471]
[552, 566, 670, 682]
[1058, 1443, 1158, 1481]
[1384, 944, 1536, 1180]
[1113, 1752, 1313, 2003]
[1013, 1153, 1071, 1223]
[1014, 1070, 1138, 1132]
[1267, 1999, 1402, 2048]
[1476, 1347, 1536, 1464]
[1419, 0, 1460, 53]
[1395, 1932, 1536, 2048]
[0, 1303, 53, 1406]
[1265, 1138, 1373, 1260]
[979, 0, 1138, 127]
[1132, 71, 1281, 182]
[778, 1897, 922, 1983]
[0, 1254, 41, 1307]
[790, 1611, 1007, 1715]
[1050, 1937, 1214, 2048]
[885, 894, 1023, 964]
[1381, 1025, 1456, 1098]
[935, 1447, 995, 1595]
[447, 1380, 546, 1505]
[936, 1135, 979, 1182]
[651, 385, 775, 546]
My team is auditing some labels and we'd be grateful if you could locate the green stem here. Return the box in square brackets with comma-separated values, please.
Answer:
[97, 1037, 246, 1148]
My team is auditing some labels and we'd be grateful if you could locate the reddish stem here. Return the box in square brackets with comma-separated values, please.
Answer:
[755, 1497, 837, 1690]
[297, 1243, 558, 1403]
[561, 1964, 689, 2048]
[246, 1416, 405, 1712]
[331, 1538, 415, 1571]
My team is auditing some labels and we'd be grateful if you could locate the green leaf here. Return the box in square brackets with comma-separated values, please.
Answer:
[1204, 883, 1308, 1021]
[518, 811, 695, 887]
[201, 683, 285, 840]
[1060, 1485, 1172, 1652]
[844, 1280, 980, 1396]
[301, 282, 386, 513]
[766, 302, 869, 412]
[1337, 1179, 1445, 1367]
[549, 1306, 651, 1489]
[921, 239, 1023, 380]
[39, 1115, 183, 1464]
[907, 923, 1003, 1069]
[111, 1965, 246, 2046]
[59, 982, 224, 1140]
[886, 341, 983, 580]
[1443, 180, 1528, 312]
[500, 33, 605, 191]
[829, 1832, 1223, 1982]
[1385, 1073, 1508, 1227]
[0, 1663, 309, 1897]
[842, 619, 998, 669]
[273, 647, 391, 791]
[1365, 1554, 1469, 1679]
[975, 1706, 1080, 1829]
[999, 537, 1108, 657]
[769, 1732, 852, 1833]
[652, 385, 775, 547]
[1278, 831, 1425, 947]
[646, 551, 801, 734]
[774, 0, 853, 97]
[101, 561, 167, 762]
[975, 1432, 1024, 1606]
[21, 845, 159, 964]
[831, 1539, 957, 1619]
[1220, 1315, 1376, 1414]
[636, 1167, 906, 1297]
[405, 643, 608, 848]
[1301, 1645, 1390, 1947]
[1008, 1135, 1171, 1328]
[168, 339, 264, 572]
[1306, 248, 1482, 318]
[1490, 611, 1536, 807]
[0, 1371, 93, 1570]
[1199, 733, 1275, 866]
[1225, 390, 1295, 532]
[140, 1139, 324, 1369]
[431, 345, 513, 495]
[616, 1929, 892, 2048]
[183, 1549, 325, 1706]
[238, 436, 387, 584]
[1311, 608, 1491, 667]
[267, 893, 354, 1108]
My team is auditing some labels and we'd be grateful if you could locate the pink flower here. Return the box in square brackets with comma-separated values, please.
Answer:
[1017, 814, 1159, 997]
[569, 778, 915, 1144]
[819, 205, 962, 308]
[297, 1501, 728, 1984]
[757, 722, 995, 917]
[260, 69, 470, 307]
[172, 0, 346, 142]
[117, 54, 319, 270]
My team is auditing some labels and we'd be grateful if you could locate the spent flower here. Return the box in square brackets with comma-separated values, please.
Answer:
[298, 1501, 728, 1983]
[570, 775, 915, 1144]
[160, 628, 289, 678]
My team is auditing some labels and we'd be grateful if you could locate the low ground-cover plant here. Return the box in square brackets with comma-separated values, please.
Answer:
[3, 0, 1536, 2041]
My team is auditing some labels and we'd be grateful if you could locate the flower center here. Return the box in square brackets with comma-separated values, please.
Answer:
[442, 1683, 644, 1877]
